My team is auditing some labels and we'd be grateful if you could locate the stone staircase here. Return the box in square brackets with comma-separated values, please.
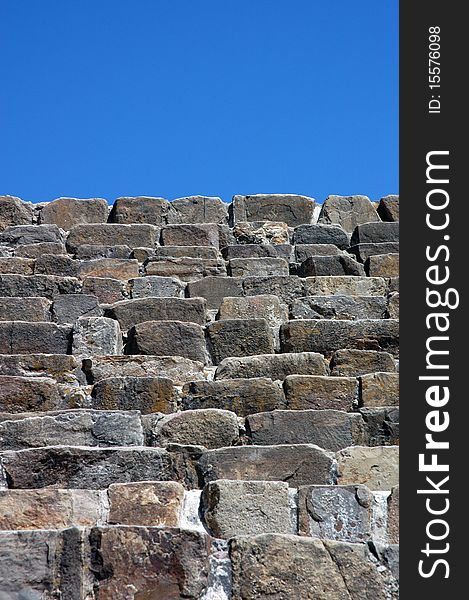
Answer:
[0, 193, 399, 599]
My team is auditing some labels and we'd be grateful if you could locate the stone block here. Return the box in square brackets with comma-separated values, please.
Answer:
[228, 257, 289, 277]
[215, 352, 328, 380]
[39, 197, 109, 229]
[388, 291, 399, 318]
[0, 224, 65, 246]
[221, 243, 292, 260]
[0, 274, 81, 298]
[153, 244, 219, 259]
[79, 258, 139, 280]
[72, 316, 122, 356]
[247, 409, 366, 450]
[0, 376, 61, 413]
[207, 318, 275, 364]
[35, 253, 79, 277]
[143, 408, 239, 448]
[318, 194, 380, 232]
[91, 376, 177, 414]
[187, 275, 243, 309]
[0, 354, 80, 382]
[0, 409, 143, 449]
[130, 274, 185, 298]
[231, 194, 316, 226]
[0, 321, 71, 354]
[81, 276, 126, 304]
[14, 241, 66, 258]
[387, 484, 399, 543]
[168, 195, 228, 224]
[304, 275, 387, 296]
[198, 444, 334, 487]
[360, 407, 399, 446]
[0, 196, 33, 231]
[217, 294, 287, 326]
[298, 254, 365, 277]
[348, 242, 399, 262]
[162, 223, 220, 247]
[201, 479, 292, 538]
[351, 222, 399, 245]
[0, 296, 51, 322]
[66, 223, 158, 252]
[366, 253, 399, 277]
[106, 296, 206, 330]
[108, 196, 173, 224]
[107, 481, 185, 526]
[280, 319, 399, 356]
[181, 378, 286, 416]
[243, 275, 305, 304]
[0, 256, 34, 274]
[298, 484, 374, 543]
[294, 244, 343, 262]
[330, 349, 397, 377]
[52, 294, 102, 325]
[283, 375, 357, 411]
[144, 256, 226, 281]
[74, 244, 132, 260]
[293, 223, 350, 249]
[377, 195, 399, 222]
[290, 295, 387, 320]
[0, 446, 175, 489]
[232, 220, 290, 244]
[126, 320, 207, 362]
[336, 445, 399, 490]
[359, 372, 399, 407]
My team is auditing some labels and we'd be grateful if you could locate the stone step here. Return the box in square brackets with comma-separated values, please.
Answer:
[161, 223, 220, 247]
[0, 321, 72, 354]
[317, 194, 380, 233]
[144, 256, 226, 280]
[206, 318, 276, 364]
[227, 257, 289, 277]
[297, 254, 365, 277]
[231, 194, 316, 227]
[66, 223, 159, 252]
[0, 354, 82, 381]
[0, 296, 52, 321]
[215, 351, 328, 380]
[0, 273, 81, 298]
[290, 294, 388, 320]
[222, 243, 292, 261]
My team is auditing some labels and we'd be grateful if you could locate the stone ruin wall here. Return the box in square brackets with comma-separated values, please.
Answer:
[0, 193, 399, 599]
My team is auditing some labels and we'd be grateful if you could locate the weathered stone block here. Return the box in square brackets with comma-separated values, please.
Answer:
[217, 294, 287, 326]
[0, 376, 61, 413]
[0, 409, 143, 449]
[0, 256, 34, 274]
[181, 378, 286, 416]
[247, 409, 366, 450]
[130, 274, 186, 298]
[153, 244, 219, 259]
[168, 195, 228, 224]
[330, 349, 397, 377]
[74, 244, 132, 260]
[143, 408, 239, 448]
[162, 223, 220, 247]
[0, 321, 71, 354]
[377, 195, 399, 222]
[294, 243, 343, 262]
[52, 294, 102, 325]
[290, 295, 387, 320]
[298, 484, 374, 543]
[360, 372, 399, 407]
[91, 376, 177, 414]
[83, 355, 205, 384]
[228, 257, 289, 277]
[215, 352, 328, 380]
[304, 275, 387, 296]
[144, 256, 226, 281]
[198, 444, 334, 487]
[35, 253, 79, 277]
[388, 291, 399, 318]
[14, 241, 66, 258]
[0, 296, 51, 322]
[243, 275, 305, 304]
[81, 276, 126, 304]
[280, 319, 399, 356]
[232, 220, 290, 244]
[72, 316, 122, 356]
[348, 242, 399, 262]
[108, 196, 173, 224]
[88, 526, 211, 599]
[79, 258, 139, 280]
[351, 221, 399, 245]
[201, 479, 292, 538]
[366, 253, 399, 277]
[126, 320, 207, 362]
[108, 481, 185, 526]
[387, 484, 399, 543]
[318, 195, 380, 232]
[0, 446, 175, 489]
[0, 196, 33, 231]
[187, 275, 243, 309]
[298, 254, 365, 277]
[360, 407, 399, 446]
[106, 296, 206, 330]
[222, 243, 292, 261]
[293, 223, 350, 249]
[283, 375, 357, 411]
[39, 197, 109, 229]
[336, 445, 399, 490]
[0, 224, 65, 246]
[66, 223, 158, 252]
[0, 489, 101, 529]
[207, 318, 275, 364]
[231, 194, 316, 227]
[0, 354, 80, 382]
[0, 274, 81, 298]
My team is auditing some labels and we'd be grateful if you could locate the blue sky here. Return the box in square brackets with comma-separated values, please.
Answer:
[0, 1, 398, 205]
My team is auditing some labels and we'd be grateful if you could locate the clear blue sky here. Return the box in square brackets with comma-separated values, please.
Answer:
[0, 1, 398, 205]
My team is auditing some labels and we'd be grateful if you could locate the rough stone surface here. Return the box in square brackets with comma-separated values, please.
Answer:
[351, 222, 399, 245]
[35, 253, 80, 277]
[79, 258, 139, 280]
[72, 316, 122, 356]
[231, 194, 316, 227]
[348, 242, 400, 262]
[366, 253, 399, 277]
[243, 275, 305, 304]
[0, 196, 33, 231]
[336, 445, 399, 490]
[330, 349, 397, 377]
[377, 195, 400, 222]
[360, 407, 399, 447]
[318, 195, 380, 233]
[130, 275, 185, 298]
[360, 372, 399, 407]
[283, 375, 357, 411]
[215, 352, 328, 380]
[298, 254, 365, 277]
[168, 195, 228, 224]
[126, 320, 207, 362]
[222, 243, 292, 260]
[0, 274, 81, 298]
[145, 256, 226, 281]
[109, 196, 173, 224]
[182, 378, 286, 416]
[207, 318, 275, 364]
[14, 241, 66, 258]
[0, 375, 61, 413]
[217, 294, 287, 326]
[0, 296, 51, 322]
[290, 295, 387, 320]
[0, 354, 80, 382]
[0, 224, 65, 246]
[0, 321, 71, 354]
[74, 244, 132, 260]
[0, 256, 35, 275]
[201, 479, 292, 538]
[388, 291, 399, 319]
[293, 223, 350, 249]
[81, 276, 126, 304]
[52, 294, 102, 324]
[91, 376, 177, 414]
[187, 275, 243, 309]
[232, 220, 290, 245]
[162, 223, 220, 247]
[295, 243, 343, 261]
[66, 223, 158, 252]
[39, 197, 109, 229]
[387, 484, 399, 543]
[304, 275, 387, 296]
